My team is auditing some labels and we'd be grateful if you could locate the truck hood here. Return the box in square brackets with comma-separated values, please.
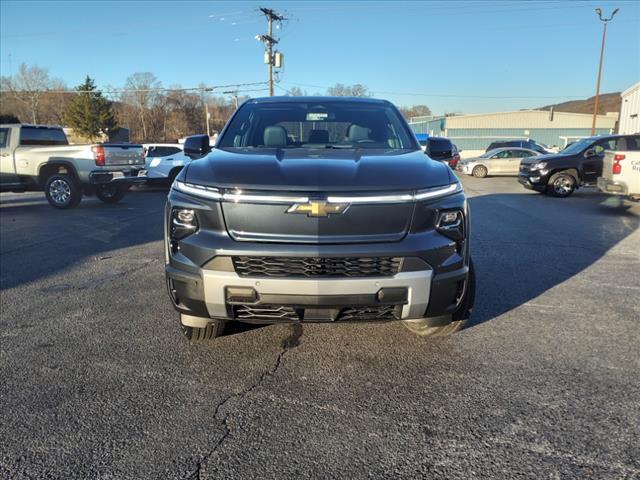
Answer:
[185, 147, 452, 192]
[520, 152, 571, 165]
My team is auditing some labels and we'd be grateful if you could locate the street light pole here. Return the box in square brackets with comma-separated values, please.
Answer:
[591, 7, 619, 136]
[202, 87, 213, 137]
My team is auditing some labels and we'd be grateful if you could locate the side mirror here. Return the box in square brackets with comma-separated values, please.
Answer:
[183, 134, 211, 159]
[584, 148, 597, 158]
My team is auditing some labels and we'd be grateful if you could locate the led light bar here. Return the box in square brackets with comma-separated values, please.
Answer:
[174, 181, 462, 204]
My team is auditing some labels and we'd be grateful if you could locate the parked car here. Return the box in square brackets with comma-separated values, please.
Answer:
[518, 134, 640, 198]
[425, 136, 459, 169]
[165, 97, 474, 342]
[458, 147, 540, 177]
[486, 139, 550, 155]
[597, 136, 640, 201]
[0, 124, 145, 208]
[143, 143, 190, 185]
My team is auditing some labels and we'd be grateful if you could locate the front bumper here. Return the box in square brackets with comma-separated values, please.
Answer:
[597, 176, 629, 196]
[518, 173, 547, 191]
[166, 258, 469, 324]
[89, 168, 147, 186]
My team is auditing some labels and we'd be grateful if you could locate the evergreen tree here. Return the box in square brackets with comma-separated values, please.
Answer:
[63, 76, 117, 141]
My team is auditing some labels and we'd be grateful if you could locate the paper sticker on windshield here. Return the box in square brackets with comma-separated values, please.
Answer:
[306, 112, 328, 121]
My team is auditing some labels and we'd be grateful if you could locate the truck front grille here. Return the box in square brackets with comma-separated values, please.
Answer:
[232, 256, 402, 278]
[234, 305, 300, 321]
[337, 306, 401, 321]
[232, 305, 400, 322]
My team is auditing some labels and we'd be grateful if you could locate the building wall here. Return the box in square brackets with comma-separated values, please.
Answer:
[619, 82, 640, 134]
[409, 109, 618, 156]
[445, 110, 617, 129]
[446, 127, 612, 151]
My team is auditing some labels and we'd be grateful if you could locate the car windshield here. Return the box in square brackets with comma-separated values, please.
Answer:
[561, 138, 594, 155]
[218, 100, 417, 150]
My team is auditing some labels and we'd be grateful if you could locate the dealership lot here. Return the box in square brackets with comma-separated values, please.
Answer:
[1, 177, 639, 479]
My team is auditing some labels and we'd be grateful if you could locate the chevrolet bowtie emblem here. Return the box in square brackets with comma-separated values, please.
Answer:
[287, 201, 349, 217]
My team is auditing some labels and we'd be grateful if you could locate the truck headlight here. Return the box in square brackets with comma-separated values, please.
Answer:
[170, 208, 199, 241]
[530, 161, 548, 171]
[436, 209, 464, 241]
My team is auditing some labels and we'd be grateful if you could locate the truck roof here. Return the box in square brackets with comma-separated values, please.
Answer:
[248, 96, 391, 105]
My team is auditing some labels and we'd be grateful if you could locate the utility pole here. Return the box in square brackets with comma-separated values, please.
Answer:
[257, 7, 285, 96]
[591, 7, 619, 135]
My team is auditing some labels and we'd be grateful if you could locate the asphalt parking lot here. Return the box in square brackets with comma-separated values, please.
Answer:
[1, 176, 639, 479]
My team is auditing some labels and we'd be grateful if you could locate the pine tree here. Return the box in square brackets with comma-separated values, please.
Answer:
[63, 76, 117, 141]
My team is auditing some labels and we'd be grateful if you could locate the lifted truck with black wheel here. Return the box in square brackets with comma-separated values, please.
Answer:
[518, 134, 640, 198]
[165, 97, 475, 343]
[0, 124, 146, 208]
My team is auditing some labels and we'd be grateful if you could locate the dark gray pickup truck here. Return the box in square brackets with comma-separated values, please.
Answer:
[164, 97, 475, 342]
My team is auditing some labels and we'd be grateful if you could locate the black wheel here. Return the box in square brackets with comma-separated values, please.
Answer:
[181, 318, 227, 343]
[402, 259, 476, 337]
[472, 165, 488, 178]
[548, 171, 576, 197]
[96, 184, 128, 204]
[44, 174, 82, 209]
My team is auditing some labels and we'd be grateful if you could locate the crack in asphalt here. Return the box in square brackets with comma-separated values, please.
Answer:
[184, 324, 303, 480]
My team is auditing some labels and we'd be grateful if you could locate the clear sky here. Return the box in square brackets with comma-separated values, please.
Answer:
[1, 0, 639, 114]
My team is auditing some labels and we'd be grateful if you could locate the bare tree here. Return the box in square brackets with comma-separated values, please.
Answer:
[327, 83, 370, 97]
[399, 104, 432, 121]
[287, 86, 307, 96]
[123, 72, 161, 140]
[0, 63, 52, 123]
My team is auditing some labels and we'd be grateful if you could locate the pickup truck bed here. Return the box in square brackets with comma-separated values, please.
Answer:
[0, 124, 145, 208]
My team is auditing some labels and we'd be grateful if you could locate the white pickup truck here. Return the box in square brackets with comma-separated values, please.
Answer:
[597, 135, 640, 201]
[0, 124, 146, 208]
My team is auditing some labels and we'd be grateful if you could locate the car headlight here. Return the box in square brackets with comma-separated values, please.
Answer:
[530, 161, 548, 171]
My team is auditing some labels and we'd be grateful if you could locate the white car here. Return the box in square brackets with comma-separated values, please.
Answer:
[458, 147, 540, 178]
[143, 144, 191, 184]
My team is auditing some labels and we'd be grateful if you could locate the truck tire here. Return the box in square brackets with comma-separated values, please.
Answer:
[402, 259, 476, 337]
[44, 174, 82, 209]
[181, 318, 227, 343]
[472, 165, 488, 178]
[96, 184, 128, 204]
[547, 171, 576, 198]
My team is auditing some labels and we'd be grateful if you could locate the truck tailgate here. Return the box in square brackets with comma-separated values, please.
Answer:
[602, 151, 616, 181]
[102, 144, 144, 166]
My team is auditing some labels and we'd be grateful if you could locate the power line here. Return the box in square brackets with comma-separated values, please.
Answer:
[279, 81, 602, 99]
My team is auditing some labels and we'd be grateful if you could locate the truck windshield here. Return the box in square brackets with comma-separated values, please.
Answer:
[561, 138, 594, 155]
[20, 127, 68, 146]
[218, 100, 418, 150]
